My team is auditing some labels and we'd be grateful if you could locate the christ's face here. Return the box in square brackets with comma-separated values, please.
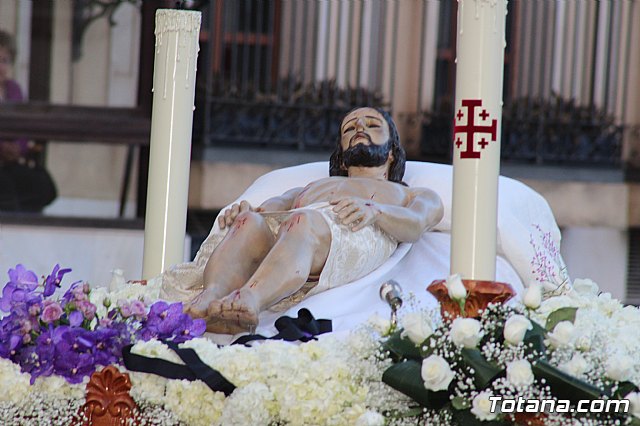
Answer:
[339, 107, 390, 151]
[339, 108, 392, 170]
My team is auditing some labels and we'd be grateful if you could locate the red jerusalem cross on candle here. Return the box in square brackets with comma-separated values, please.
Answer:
[454, 99, 497, 159]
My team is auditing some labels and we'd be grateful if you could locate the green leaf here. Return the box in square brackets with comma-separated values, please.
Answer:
[522, 333, 546, 356]
[382, 360, 449, 409]
[383, 330, 422, 361]
[460, 348, 504, 389]
[532, 359, 602, 403]
[451, 396, 471, 410]
[612, 380, 639, 399]
[545, 307, 578, 331]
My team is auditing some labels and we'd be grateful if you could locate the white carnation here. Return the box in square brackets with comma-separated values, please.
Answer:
[560, 354, 589, 377]
[503, 314, 532, 345]
[506, 359, 534, 387]
[355, 410, 385, 426]
[450, 317, 483, 348]
[165, 379, 225, 426]
[605, 353, 634, 382]
[219, 383, 274, 426]
[471, 391, 499, 421]
[572, 278, 599, 296]
[0, 358, 31, 404]
[421, 355, 455, 392]
[598, 292, 622, 316]
[401, 311, 433, 344]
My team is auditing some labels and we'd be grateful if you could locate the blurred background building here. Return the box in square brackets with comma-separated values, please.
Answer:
[0, 0, 638, 300]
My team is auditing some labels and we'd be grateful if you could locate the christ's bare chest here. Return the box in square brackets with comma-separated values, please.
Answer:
[292, 177, 409, 208]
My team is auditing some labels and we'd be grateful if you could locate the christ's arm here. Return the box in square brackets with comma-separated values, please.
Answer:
[218, 187, 304, 229]
[331, 187, 443, 243]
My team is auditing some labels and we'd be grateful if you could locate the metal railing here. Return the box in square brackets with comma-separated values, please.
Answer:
[192, 0, 636, 167]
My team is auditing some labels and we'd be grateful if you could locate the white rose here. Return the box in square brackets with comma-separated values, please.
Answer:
[572, 278, 599, 296]
[625, 392, 640, 419]
[367, 313, 391, 334]
[523, 283, 542, 309]
[450, 317, 483, 348]
[355, 410, 385, 426]
[401, 312, 433, 345]
[560, 354, 589, 377]
[506, 359, 534, 387]
[503, 314, 533, 345]
[421, 355, 455, 392]
[471, 391, 499, 421]
[546, 321, 575, 349]
[445, 274, 467, 300]
[605, 353, 634, 382]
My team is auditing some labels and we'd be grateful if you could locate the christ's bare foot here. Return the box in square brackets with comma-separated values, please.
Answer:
[185, 289, 221, 319]
[205, 289, 260, 334]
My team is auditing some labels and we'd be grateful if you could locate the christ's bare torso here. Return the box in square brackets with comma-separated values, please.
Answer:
[289, 176, 412, 210]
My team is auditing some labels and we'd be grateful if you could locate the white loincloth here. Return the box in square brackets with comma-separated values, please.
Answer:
[261, 202, 398, 309]
[159, 202, 398, 309]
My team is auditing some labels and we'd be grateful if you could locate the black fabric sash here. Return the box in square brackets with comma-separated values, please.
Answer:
[122, 309, 331, 395]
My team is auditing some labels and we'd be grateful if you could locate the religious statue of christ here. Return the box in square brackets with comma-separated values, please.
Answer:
[185, 107, 444, 334]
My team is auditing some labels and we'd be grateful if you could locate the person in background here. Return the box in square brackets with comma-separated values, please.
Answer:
[0, 29, 56, 212]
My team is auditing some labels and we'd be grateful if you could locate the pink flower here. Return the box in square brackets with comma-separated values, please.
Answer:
[118, 300, 133, 318]
[72, 285, 88, 302]
[99, 318, 113, 328]
[76, 300, 97, 321]
[130, 300, 147, 319]
[40, 301, 63, 323]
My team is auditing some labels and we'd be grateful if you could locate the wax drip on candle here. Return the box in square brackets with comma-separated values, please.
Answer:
[172, 32, 179, 88]
[185, 32, 192, 89]
[458, 0, 464, 34]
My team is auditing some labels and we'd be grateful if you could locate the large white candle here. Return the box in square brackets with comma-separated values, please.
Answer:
[450, 0, 507, 280]
[142, 9, 201, 279]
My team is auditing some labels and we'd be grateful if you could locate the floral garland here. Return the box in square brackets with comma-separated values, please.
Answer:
[1, 261, 640, 425]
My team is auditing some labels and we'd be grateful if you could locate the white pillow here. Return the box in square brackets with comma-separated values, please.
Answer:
[223, 160, 563, 287]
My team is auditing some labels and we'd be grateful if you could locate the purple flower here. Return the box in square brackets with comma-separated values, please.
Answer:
[40, 300, 63, 323]
[139, 301, 185, 340]
[68, 310, 84, 327]
[171, 316, 206, 343]
[61, 281, 85, 304]
[0, 265, 39, 312]
[43, 264, 71, 297]
[53, 350, 95, 384]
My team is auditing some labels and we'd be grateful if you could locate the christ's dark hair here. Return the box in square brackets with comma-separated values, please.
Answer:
[329, 108, 406, 183]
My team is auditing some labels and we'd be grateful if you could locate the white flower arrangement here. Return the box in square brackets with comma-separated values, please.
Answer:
[380, 277, 640, 425]
[1, 261, 640, 425]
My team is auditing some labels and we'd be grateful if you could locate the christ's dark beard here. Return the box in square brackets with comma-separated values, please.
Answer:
[342, 140, 391, 168]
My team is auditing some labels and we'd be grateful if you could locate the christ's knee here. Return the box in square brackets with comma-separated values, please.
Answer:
[227, 211, 268, 235]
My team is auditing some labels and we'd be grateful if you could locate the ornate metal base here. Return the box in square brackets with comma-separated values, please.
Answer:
[427, 279, 515, 320]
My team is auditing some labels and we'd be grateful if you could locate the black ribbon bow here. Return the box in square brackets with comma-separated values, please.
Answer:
[122, 309, 331, 395]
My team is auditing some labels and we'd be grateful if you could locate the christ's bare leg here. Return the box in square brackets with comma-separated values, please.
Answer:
[185, 211, 275, 318]
[205, 210, 331, 334]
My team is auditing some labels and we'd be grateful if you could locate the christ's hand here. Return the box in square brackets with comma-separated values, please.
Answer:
[331, 197, 381, 232]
